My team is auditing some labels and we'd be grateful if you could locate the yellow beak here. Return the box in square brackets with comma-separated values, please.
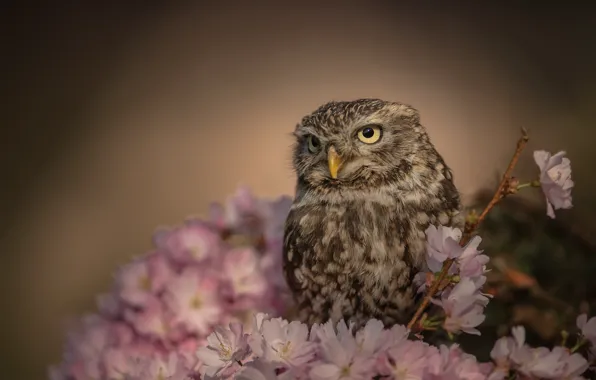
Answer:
[327, 145, 342, 179]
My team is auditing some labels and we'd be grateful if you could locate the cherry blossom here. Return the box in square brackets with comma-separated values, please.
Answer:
[425, 225, 464, 265]
[533, 150, 574, 218]
[221, 247, 269, 302]
[438, 277, 487, 335]
[116, 251, 173, 307]
[196, 323, 251, 377]
[309, 322, 377, 380]
[154, 221, 223, 264]
[163, 267, 223, 335]
[378, 339, 434, 379]
[256, 317, 317, 367]
[577, 313, 596, 345]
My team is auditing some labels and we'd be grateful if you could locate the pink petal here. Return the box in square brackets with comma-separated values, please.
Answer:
[310, 364, 341, 380]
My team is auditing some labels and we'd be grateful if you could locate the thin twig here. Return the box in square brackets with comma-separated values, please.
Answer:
[407, 128, 530, 330]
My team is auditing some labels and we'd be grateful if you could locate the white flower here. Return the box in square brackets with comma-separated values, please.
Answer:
[425, 225, 464, 264]
[533, 150, 574, 218]
[258, 318, 317, 367]
[196, 323, 250, 377]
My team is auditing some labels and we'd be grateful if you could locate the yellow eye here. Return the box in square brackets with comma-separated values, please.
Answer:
[307, 135, 321, 153]
[357, 125, 382, 144]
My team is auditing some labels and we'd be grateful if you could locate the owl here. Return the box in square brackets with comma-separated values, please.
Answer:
[282, 99, 464, 329]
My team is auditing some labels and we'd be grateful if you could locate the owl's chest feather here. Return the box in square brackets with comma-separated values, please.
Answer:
[291, 200, 426, 275]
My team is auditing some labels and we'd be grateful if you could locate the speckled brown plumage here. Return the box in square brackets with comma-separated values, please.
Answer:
[282, 99, 464, 328]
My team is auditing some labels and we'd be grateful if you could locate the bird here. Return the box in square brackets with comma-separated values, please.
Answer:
[282, 98, 464, 329]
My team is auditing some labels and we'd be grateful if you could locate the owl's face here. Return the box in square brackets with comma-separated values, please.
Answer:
[292, 99, 433, 191]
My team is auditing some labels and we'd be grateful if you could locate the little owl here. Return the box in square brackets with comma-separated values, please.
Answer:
[282, 98, 464, 328]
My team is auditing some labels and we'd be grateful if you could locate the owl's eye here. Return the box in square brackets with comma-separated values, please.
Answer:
[307, 135, 321, 153]
[357, 125, 382, 144]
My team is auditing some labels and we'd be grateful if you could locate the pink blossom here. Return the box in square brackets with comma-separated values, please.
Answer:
[247, 313, 271, 355]
[309, 320, 376, 380]
[107, 352, 189, 380]
[209, 186, 263, 234]
[457, 236, 489, 278]
[438, 278, 487, 335]
[561, 351, 589, 380]
[469, 275, 492, 306]
[425, 225, 464, 265]
[412, 271, 432, 293]
[208, 188, 291, 253]
[427, 344, 486, 380]
[309, 319, 339, 344]
[452, 355, 488, 380]
[354, 319, 388, 355]
[65, 315, 115, 359]
[458, 253, 490, 279]
[97, 292, 122, 318]
[515, 346, 567, 378]
[507, 326, 533, 369]
[154, 222, 222, 263]
[443, 303, 486, 336]
[235, 359, 280, 380]
[382, 324, 410, 351]
[221, 247, 269, 301]
[489, 336, 514, 378]
[116, 252, 174, 307]
[511, 325, 526, 347]
[176, 336, 205, 369]
[255, 318, 317, 367]
[378, 339, 431, 379]
[577, 313, 596, 344]
[248, 312, 270, 334]
[163, 267, 223, 335]
[196, 323, 251, 377]
[259, 239, 291, 294]
[261, 195, 293, 244]
[60, 316, 141, 379]
[52, 187, 295, 380]
[494, 326, 591, 379]
[124, 296, 172, 340]
[48, 366, 65, 380]
[102, 347, 145, 379]
[533, 150, 574, 218]
[418, 233, 488, 296]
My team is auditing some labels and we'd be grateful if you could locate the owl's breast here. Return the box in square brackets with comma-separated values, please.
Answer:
[285, 199, 425, 278]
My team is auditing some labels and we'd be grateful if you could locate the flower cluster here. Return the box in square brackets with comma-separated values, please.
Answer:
[489, 312, 596, 380]
[195, 312, 595, 380]
[533, 150, 574, 219]
[413, 225, 490, 336]
[51, 148, 588, 380]
[197, 313, 492, 380]
[49, 187, 293, 380]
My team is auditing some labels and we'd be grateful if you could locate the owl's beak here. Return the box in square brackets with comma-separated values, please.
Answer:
[327, 145, 342, 179]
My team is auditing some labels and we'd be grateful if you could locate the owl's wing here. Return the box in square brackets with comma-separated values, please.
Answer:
[282, 208, 307, 293]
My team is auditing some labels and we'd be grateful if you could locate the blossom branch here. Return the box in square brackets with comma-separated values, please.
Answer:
[407, 128, 530, 331]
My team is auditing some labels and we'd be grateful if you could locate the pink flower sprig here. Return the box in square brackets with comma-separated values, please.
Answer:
[509, 149, 574, 219]
[489, 325, 590, 380]
[532, 150, 574, 219]
[414, 225, 490, 336]
[49, 187, 293, 380]
[197, 313, 489, 380]
[193, 313, 592, 380]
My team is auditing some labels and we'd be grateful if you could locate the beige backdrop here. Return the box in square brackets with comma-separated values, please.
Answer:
[4, 3, 595, 379]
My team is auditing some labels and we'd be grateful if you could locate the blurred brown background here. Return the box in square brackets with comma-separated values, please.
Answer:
[3, 2, 596, 379]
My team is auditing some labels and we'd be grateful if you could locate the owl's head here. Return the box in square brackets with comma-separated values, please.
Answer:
[292, 99, 440, 192]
